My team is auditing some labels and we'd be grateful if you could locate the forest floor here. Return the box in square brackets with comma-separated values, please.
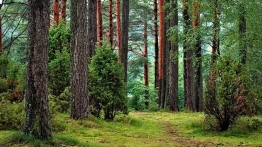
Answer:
[1, 111, 262, 146]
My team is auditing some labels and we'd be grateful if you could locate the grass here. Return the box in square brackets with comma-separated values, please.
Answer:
[1, 111, 262, 146]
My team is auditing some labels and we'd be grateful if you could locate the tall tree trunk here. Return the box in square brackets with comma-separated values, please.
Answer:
[24, 0, 52, 139]
[121, 0, 129, 83]
[70, 0, 89, 119]
[239, 2, 247, 65]
[182, 0, 194, 111]
[211, 0, 220, 65]
[192, 1, 203, 112]
[88, 0, 97, 58]
[61, 0, 67, 21]
[168, 0, 179, 111]
[116, 0, 121, 61]
[144, 20, 149, 109]
[97, 0, 102, 46]
[53, 0, 59, 25]
[154, 0, 159, 89]
[158, 0, 164, 108]
[206, 0, 220, 113]
[108, 0, 113, 48]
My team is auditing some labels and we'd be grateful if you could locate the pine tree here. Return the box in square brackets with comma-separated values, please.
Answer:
[24, 0, 52, 139]
[70, 0, 89, 119]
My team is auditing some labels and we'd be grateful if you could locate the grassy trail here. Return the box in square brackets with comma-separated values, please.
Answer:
[1, 112, 262, 146]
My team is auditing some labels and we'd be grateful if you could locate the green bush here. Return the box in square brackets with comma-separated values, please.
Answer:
[127, 81, 158, 111]
[204, 55, 252, 131]
[48, 22, 70, 96]
[49, 87, 71, 113]
[49, 21, 70, 61]
[48, 51, 70, 96]
[0, 52, 25, 102]
[88, 41, 128, 120]
[0, 99, 24, 130]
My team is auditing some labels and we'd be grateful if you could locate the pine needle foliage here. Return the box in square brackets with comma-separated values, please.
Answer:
[89, 41, 128, 120]
[204, 55, 253, 131]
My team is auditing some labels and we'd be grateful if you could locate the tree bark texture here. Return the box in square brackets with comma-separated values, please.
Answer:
[121, 0, 129, 83]
[206, 0, 220, 113]
[158, 0, 164, 108]
[61, 0, 67, 21]
[53, 0, 59, 25]
[144, 21, 149, 109]
[154, 0, 159, 89]
[70, 0, 89, 119]
[182, 0, 194, 111]
[24, 0, 52, 139]
[161, 0, 170, 109]
[97, 0, 102, 46]
[88, 0, 97, 58]
[192, 1, 203, 112]
[168, 0, 179, 111]
[211, 0, 220, 65]
[116, 0, 121, 61]
[108, 0, 113, 48]
[239, 2, 247, 65]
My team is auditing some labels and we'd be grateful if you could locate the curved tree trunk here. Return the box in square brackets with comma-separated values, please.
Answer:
[70, 0, 89, 119]
[24, 0, 52, 139]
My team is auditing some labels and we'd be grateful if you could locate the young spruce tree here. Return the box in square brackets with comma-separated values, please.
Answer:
[89, 41, 128, 120]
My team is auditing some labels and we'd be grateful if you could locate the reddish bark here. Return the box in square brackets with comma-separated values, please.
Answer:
[116, 0, 121, 61]
[61, 0, 67, 21]
[108, 0, 113, 48]
[97, 0, 102, 46]
[53, 0, 59, 25]
[158, 0, 164, 106]
[192, 1, 203, 112]
[154, 0, 159, 88]
[144, 21, 149, 109]
[158, 0, 164, 83]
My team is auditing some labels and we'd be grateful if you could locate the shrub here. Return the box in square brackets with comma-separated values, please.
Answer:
[48, 22, 70, 96]
[128, 81, 158, 111]
[48, 51, 70, 96]
[0, 52, 25, 102]
[0, 99, 24, 130]
[204, 56, 252, 131]
[49, 21, 70, 61]
[88, 41, 128, 120]
[49, 87, 71, 113]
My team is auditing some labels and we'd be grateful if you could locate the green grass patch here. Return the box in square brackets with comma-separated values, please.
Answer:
[1, 112, 262, 146]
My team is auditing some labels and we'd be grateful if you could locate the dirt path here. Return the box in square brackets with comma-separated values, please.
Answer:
[133, 112, 235, 147]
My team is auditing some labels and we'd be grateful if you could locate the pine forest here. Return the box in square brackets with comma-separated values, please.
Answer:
[0, 0, 262, 146]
